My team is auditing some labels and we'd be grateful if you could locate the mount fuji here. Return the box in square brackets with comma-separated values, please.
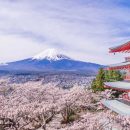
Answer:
[32, 49, 71, 61]
[0, 49, 102, 75]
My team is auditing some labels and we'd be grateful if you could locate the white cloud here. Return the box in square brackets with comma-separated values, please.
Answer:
[0, 34, 49, 62]
[0, 0, 130, 64]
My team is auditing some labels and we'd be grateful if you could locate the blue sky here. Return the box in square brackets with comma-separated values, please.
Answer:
[0, 0, 130, 65]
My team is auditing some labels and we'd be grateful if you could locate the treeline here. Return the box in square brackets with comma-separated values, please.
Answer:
[91, 68, 123, 92]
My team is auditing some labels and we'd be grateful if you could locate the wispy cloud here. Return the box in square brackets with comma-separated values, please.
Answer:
[0, 0, 130, 64]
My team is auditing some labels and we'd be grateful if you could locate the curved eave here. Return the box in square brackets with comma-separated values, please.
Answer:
[104, 82, 130, 91]
[102, 100, 130, 116]
[109, 41, 130, 53]
[104, 84, 129, 92]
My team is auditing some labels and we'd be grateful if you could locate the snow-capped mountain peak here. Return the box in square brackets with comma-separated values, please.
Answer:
[32, 48, 71, 61]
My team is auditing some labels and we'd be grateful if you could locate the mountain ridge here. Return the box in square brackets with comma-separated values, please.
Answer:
[0, 49, 103, 75]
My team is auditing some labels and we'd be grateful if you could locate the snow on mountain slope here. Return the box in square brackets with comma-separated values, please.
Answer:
[32, 48, 71, 61]
[0, 48, 103, 74]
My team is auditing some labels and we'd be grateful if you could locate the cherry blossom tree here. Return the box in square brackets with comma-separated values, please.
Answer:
[0, 79, 130, 130]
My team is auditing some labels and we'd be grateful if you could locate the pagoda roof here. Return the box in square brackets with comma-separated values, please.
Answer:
[109, 41, 130, 53]
[102, 100, 130, 116]
[104, 81, 130, 91]
[108, 61, 130, 69]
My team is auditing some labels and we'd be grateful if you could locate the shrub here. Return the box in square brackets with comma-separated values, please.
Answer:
[61, 107, 79, 124]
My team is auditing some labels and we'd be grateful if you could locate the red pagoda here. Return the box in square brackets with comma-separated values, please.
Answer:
[102, 41, 130, 116]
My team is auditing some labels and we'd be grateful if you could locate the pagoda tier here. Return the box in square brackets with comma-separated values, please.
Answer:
[104, 82, 130, 91]
[109, 41, 130, 53]
[107, 61, 130, 70]
[106, 57, 130, 80]
[103, 81, 130, 113]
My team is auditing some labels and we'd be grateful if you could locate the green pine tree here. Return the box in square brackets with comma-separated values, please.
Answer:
[92, 68, 105, 92]
[91, 79, 97, 92]
[96, 68, 105, 91]
[91, 69, 123, 92]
